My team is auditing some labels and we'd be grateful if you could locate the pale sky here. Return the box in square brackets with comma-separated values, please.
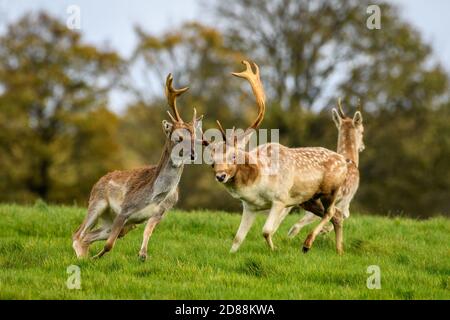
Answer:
[0, 0, 449, 110]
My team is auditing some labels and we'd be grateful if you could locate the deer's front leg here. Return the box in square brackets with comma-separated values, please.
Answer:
[138, 215, 163, 261]
[262, 202, 287, 251]
[92, 214, 128, 259]
[230, 203, 256, 253]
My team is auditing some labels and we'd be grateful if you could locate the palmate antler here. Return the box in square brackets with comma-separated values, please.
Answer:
[215, 60, 266, 142]
[232, 60, 266, 132]
[165, 73, 189, 123]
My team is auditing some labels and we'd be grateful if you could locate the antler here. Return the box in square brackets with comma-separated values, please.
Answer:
[216, 120, 227, 141]
[165, 73, 189, 122]
[337, 98, 346, 118]
[356, 98, 363, 113]
[232, 60, 266, 131]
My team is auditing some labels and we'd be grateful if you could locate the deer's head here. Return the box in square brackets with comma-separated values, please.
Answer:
[163, 74, 203, 167]
[332, 98, 365, 153]
[204, 60, 265, 184]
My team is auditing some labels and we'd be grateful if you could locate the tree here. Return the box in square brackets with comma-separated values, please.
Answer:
[0, 12, 125, 203]
[336, 4, 450, 216]
[214, 0, 371, 110]
[210, 0, 450, 216]
[125, 22, 249, 211]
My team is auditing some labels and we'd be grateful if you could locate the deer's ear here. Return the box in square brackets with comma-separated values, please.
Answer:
[332, 108, 341, 128]
[353, 111, 363, 126]
[162, 120, 173, 136]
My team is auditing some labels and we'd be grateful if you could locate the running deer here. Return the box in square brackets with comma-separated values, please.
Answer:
[204, 61, 348, 254]
[72, 74, 202, 260]
[287, 99, 365, 239]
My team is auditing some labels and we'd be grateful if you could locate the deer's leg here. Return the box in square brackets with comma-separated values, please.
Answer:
[119, 224, 137, 238]
[288, 198, 333, 238]
[303, 192, 338, 253]
[92, 213, 128, 259]
[319, 224, 334, 234]
[331, 209, 344, 254]
[72, 199, 108, 258]
[272, 207, 291, 236]
[288, 212, 319, 238]
[230, 203, 257, 253]
[83, 227, 110, 244]
[138, 215, 163, 261]
[262, 202, 286, 251]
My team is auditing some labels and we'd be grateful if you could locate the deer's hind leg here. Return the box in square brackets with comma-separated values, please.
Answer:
[302, 191, 338, 253]
[72, 199, 108, 258]
[288, 199, 324, 238]
[92, 212, 129, 259]
[331, 209, 344, 255]
[83, 227, 111, 245]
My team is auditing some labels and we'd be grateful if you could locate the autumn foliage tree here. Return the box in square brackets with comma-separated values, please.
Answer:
[0, 13, 125, 203]
[0, 3, 449, 217]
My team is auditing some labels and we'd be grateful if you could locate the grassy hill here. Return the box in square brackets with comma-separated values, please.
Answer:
[0, 203, 448, 299]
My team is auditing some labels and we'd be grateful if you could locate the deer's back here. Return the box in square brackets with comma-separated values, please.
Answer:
[245, 144, 347, 207]
[89, 166, 159, 212]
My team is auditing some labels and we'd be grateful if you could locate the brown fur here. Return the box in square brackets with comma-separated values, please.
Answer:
[209, 60, 348, 254]
[72, 74, 200, 260]
[288, 104, 365, 244]
[232, 157, 260, 188]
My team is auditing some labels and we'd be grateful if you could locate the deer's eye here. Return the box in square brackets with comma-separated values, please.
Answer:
[178, 136, 183, 142]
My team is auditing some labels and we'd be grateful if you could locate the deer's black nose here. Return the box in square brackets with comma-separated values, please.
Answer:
[216, 173, 226, 182]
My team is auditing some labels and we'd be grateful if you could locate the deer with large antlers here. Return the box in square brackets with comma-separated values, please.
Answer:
[72, 74, 202, 260]
[287, 99, 365, 238]
[204, 61, 348, 254]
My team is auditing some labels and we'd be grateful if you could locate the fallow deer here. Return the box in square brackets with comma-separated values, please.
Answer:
[204, 60, 348, 254]
[287, 99, 364, 239]
[72, 74, 202, 260]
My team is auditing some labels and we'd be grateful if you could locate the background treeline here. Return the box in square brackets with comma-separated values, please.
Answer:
[0, 0, 449, 217]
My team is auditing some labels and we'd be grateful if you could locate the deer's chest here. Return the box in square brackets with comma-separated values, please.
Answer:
[227, 183, 273, 210]
[128, 203, 162, 223]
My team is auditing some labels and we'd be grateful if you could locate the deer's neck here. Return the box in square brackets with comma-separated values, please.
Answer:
[337, 130, 358, 167]
[229, 156, 260, 189]
[151, 139, 184, 202]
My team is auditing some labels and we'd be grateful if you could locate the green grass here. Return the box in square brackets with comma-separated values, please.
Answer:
[0, 203, 449, 300]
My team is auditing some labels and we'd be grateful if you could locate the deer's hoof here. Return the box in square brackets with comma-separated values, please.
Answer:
[138, 253, 147, 262]
[302, 246, 310, 254]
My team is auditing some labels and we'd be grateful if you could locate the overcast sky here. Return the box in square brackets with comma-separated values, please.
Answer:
[1, 0, 449, 110]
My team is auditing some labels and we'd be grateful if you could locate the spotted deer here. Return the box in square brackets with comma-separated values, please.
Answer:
[72, 74, 202, 260]
[287, 99, 364, 239]
[204, 60, 348, 254]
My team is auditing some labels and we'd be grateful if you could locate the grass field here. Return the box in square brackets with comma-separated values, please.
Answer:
[0, 203, 449, 300]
